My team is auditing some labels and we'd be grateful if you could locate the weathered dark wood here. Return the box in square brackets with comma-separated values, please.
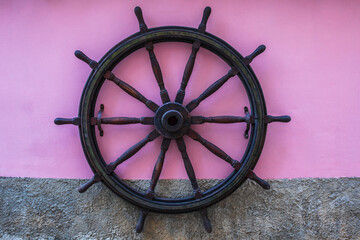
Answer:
[175, 41, 201, 104]
[186, 129, 241, 170]
[135, 7, 170, 103]
[54, 6, 294, 229]
[265, 115, 291, 123]
[154, 102, 191, 139]
[174, 7, 211, 104]
[104, 71, 159, 112]
[134, 6, 148, 33]
[176, 137, 202, 199]
[199, 208, 212, 233]
[106, 130, 160, 173]
[55, 116, 153, 127]
[247, 170, 270, 190]
[70, 22, 289, 215]
[78, 174, 100, 193]
[243, 106, 252, 139]
[145, 42, 170, 103]
[191, 115, 247, 124]
[135, 209, 148, 233]
[186, 67, 239, 112]
[96, 104, 104, 136]
[198, 7, 211, 33]
[146, 138, 171, 199]
[74, 50, 98, 69]
[91, 117, 154, 125]
[243, 45, 266, 65]
[54, 115, 248, 127]
[54, 117, 80, 126]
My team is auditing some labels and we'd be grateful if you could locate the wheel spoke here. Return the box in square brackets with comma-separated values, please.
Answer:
[200, 208, 212, 233]
[186, 129, 241, 170]
[247, 171, 270, 190]
[146, 138, 171, 199]
[175, 41, 201, 104]
[104, 71, 159, 112]
[106, 129, 160, 173]
[90, 117, 154, 125]
[191, 115, 248, 124]
[145, 42, 171, 103]
[78, 174, 101, 193]
[186, 67, 239, 112]
[134, 6, 170, 103]
[175, 7, 211, 104]
[135, 209, 148, 233]
[175, 137, 202, 199]
[243, 45, 266, 65]
[74, 50, 98, 70]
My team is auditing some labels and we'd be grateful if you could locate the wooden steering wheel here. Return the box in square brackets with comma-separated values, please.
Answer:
[55, 6, 290, 233]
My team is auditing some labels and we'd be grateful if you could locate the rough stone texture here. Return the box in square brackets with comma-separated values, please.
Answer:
[0, 177, 359, 240]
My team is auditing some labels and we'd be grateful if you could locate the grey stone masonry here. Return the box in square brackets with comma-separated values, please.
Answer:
[0, 177, 359, 239]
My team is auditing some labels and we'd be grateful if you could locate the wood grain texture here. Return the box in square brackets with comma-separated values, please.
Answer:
[191, 115, 247, 124]
[104, 71, 159, 112]
[176, 137, 202, 199]
[106, 130, 160, 173]
[186, 67, 239, 112]
[187, 129, 241, 170]
[146, 138, 171, 199]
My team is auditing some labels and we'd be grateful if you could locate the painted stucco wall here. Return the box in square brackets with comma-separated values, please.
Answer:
[1, 1, 360, 239]
[1, 0, 360, 180]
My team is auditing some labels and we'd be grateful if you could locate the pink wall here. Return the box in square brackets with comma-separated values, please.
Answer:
[1, 0, 359, 180]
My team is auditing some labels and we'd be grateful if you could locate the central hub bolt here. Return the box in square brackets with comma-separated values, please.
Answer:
[161, 110, 184, 132]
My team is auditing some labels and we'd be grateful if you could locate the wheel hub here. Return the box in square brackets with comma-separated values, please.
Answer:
[154, 102, 190, 139]
[161, 110, 184, 132]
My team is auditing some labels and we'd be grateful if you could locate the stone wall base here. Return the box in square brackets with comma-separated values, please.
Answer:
[0, 177, 359, 239]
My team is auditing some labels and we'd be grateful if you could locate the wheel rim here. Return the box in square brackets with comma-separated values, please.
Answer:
[79, 27, 268, 213]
